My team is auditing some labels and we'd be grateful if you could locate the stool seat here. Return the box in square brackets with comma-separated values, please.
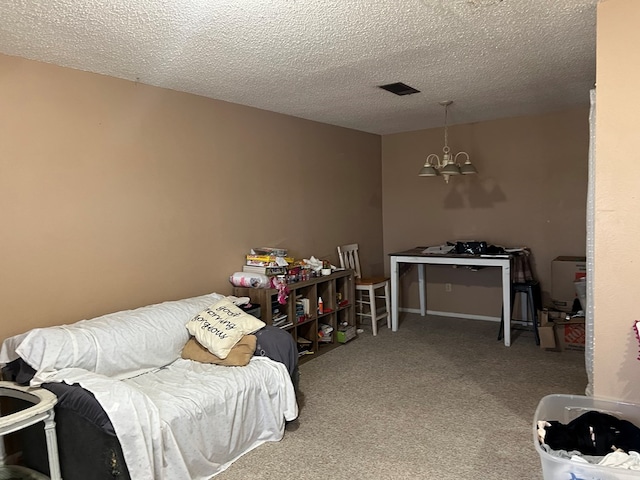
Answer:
[498, 281, 541, 345]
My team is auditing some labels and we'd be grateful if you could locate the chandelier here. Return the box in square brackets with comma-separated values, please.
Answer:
[418, 101, 478, 183]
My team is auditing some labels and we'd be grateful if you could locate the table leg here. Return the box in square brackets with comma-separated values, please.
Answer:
[418, 264, 426, 316]
[43, 411, 62, 480]
[391, 256, 399, 331]
[502, 263, 512, 347]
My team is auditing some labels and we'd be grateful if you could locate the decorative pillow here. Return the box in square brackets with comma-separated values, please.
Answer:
[181, 335, 257, 366]
[185, 298, 265, 359]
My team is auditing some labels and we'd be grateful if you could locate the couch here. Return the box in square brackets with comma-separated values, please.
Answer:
[0, 292, 298, 479]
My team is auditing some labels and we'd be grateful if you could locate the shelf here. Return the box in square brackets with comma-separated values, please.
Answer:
[295, 317, 316, 327]
[233, 269, 356, 362]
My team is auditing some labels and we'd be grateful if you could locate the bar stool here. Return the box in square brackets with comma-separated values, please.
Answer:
[498, 281, 541, 345]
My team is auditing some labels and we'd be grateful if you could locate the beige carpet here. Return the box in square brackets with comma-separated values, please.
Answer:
[216, 313, 588, 480]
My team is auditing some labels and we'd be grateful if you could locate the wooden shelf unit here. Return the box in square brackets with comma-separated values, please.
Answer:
[233, 270, 356, 362]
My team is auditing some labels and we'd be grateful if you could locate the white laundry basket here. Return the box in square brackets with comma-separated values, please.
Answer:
[534, 394, 640, 480]
[0, 465, 49, 480]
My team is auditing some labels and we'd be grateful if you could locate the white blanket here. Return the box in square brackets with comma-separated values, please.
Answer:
[33, 356, 298, 479]
[0, 292, 298, 478]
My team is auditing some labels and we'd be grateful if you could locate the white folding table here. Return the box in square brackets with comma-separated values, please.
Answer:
[389, 248, 513, 346]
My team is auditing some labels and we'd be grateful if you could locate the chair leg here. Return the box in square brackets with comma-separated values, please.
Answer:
[369, 285, 378, 336]
[500, 283, 540, 345]
[527, 286, 540, 345]
[355, 290, 364, 329]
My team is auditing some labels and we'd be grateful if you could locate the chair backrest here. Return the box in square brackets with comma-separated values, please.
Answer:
[337, 243, 362, 279]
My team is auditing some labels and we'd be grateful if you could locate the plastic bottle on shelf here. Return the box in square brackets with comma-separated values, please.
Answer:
[318, 297, 324, 314]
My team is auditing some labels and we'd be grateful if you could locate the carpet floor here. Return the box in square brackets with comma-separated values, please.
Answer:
[216, 313, 588, 480]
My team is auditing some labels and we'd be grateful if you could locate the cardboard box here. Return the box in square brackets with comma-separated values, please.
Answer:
[554, 317, 585, 351]
[551, 256, 586, 312]
[538, 309, 567, 349]
[538, 324, 557, 349]
[538, 309, 567, 326]
[537, 309, 585, 351]
[336, 326, 357, 343]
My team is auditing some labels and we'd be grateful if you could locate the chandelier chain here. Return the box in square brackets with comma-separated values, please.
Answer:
[443, 104, 449, 154]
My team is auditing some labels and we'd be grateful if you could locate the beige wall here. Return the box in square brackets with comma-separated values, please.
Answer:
[0, 54, 382, 341]
[593, 0, 640, 403]
[381, 109, 589, 318]
[5, 4, 636, 406]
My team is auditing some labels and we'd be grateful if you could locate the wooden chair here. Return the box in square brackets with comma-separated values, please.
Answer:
[337, 243, 390, 336]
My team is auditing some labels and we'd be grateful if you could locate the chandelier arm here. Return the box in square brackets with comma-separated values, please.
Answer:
[454, 151, 470, 164]
[424, 153, 437, 168]
[426, 153, 445, 169]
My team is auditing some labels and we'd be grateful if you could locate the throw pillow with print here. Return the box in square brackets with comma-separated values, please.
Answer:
[186, 298, 265, 359]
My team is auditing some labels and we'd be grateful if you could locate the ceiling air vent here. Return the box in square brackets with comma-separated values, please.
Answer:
[378, 82, 420, 96]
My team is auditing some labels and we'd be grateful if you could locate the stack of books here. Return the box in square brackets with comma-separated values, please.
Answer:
[272, 313, 292, 329]
[271, 301, 292, 329]
[244, 247, 294, 274]
[318, 323, 333, 343]
[295, 295, 310, 323]
[251, 247, 289, 257]
[297, 337, 313, 357]
[242, 264, 288, 276]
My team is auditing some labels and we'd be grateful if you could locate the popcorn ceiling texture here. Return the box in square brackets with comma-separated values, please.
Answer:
[0, 0, 597, 134]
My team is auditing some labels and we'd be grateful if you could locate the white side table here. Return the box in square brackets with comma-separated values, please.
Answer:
[0, 381, 61, 480]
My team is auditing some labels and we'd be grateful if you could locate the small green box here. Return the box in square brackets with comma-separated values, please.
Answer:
[336, 326, 356, 343]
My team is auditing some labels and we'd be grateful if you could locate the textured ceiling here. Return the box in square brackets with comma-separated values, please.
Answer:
[0, 0, 598, 135]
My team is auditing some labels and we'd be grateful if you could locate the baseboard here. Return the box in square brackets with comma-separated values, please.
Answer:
[399, 308, 501, 323]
